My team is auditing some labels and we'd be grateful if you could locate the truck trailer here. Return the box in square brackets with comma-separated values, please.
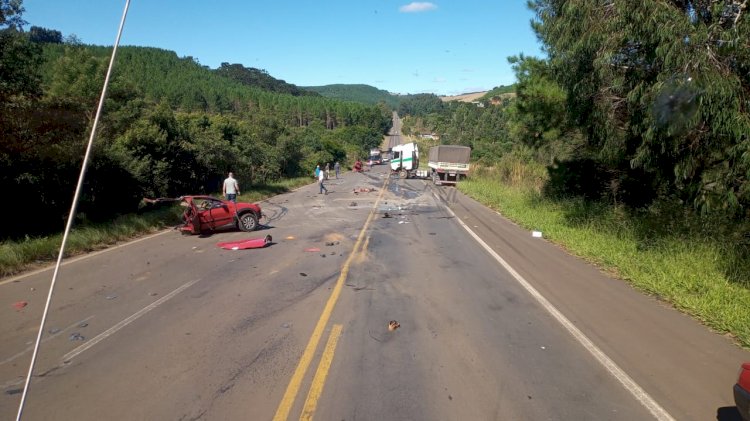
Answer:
[428, 145, 471, 185]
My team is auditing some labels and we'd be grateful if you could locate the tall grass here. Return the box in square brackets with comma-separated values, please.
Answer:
[460, 164, 750, 348]
[0, 177, 314, 278]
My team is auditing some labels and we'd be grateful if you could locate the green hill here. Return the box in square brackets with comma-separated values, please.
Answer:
[215, 63, 320, 97]
[481, 84, 516, 100]
[305, 84, 402, 109]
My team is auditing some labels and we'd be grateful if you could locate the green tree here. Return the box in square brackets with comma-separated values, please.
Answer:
[0, 0, 25, 29]
[528, 0, 750, 212]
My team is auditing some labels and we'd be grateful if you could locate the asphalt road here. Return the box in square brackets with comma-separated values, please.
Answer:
[1, 164, 748, 420]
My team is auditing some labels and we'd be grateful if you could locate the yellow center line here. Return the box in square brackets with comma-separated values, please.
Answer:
[299, 324, 343, 421]
[272, 176, 389, 421]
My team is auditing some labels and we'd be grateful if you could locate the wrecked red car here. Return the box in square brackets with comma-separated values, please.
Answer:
[180, 195, 262, 235]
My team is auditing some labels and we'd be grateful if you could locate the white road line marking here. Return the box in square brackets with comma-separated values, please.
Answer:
[62, 279, 200, 363]
[0, 316, 95, 367]
[0, 316, 94, 365]
[0, 229, 172, 286]
[438, 194, 675, 421]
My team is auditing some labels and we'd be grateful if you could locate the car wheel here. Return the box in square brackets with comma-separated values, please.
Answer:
[399, 169, 408, 179]
[238, 212, 259, 231]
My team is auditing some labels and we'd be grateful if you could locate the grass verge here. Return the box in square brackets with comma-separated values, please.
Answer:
[459, 171, 750, 348]
[0, 177, 314, 278]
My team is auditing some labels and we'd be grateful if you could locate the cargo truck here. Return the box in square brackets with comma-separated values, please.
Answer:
[369, 148, 382, 165]
[390, 142, 419, 178]
[428, 145, 471, 185]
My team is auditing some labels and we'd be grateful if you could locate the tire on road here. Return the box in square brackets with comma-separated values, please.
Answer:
[238, 212, 259, 232]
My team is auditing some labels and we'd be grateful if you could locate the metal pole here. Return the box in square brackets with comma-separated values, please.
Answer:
[15, 1, 132, 419]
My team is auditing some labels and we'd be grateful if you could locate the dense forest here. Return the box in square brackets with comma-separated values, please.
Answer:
[402, 1, 749, 233]
[304, 84, 403, 109]
[0, 2, 391, 239]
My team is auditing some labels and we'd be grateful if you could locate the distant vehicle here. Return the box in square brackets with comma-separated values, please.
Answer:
[735, 362, 750, 421]
[390, 142, 419, 178]
[428, 145, 471, 186]
[180, 195, 263, 235]
[369, 148, 382, 165]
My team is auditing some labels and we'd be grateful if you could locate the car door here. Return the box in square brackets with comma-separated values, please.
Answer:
[208, 200, 234, 228]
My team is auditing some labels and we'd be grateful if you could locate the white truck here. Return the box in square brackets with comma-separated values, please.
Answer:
[390, 142, 419, 178]
[369, 148, 382, 165]
[428, 145, 471, 185]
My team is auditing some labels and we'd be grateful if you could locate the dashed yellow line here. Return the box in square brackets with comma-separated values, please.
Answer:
[299, 324, 343, 421]
[272, 177, 388, 421]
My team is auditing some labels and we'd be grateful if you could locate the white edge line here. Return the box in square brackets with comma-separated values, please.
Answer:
[437, 193, 675, 421]
[0, 229, 172, 286]
[0, 316, 95, 367]
[62, 278, 200, 362]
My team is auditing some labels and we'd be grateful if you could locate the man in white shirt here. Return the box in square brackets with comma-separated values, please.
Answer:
[223, 172, 240, 203]
[318, 168, 328, 195]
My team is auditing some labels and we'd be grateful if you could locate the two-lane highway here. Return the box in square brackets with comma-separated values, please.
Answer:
[2, 163, 748, 420]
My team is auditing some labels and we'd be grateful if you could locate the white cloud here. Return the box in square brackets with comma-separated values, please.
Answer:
[399, 2, 438, 13]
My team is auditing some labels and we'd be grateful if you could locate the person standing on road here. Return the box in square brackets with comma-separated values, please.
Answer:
[223, 172, 240, 203]
[318, 167, 328, 195]
[334, 161, 341, 179]
[325, 162, 331, 179]
[315, 164, 321, 179]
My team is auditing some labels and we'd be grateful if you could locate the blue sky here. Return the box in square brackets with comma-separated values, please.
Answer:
[23, 1, 544, 96]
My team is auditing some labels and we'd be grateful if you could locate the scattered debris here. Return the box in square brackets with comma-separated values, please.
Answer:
[429, 232, 437, 235]
[149, 292, 158, 296]
[540, 346, 546, 350]
[388, 320, 401, 331]
[299, 272, 308, 277]
[353, 187, 376, 193]
[305, 248, 321, 252]
[383, 212, 392, 218]
[325, 241, 335, 246]
[78, 322, 88, 328]
[532, 231, 543, 238]
[12, 301, 28, 310]
[48, 328, 61, 334]
[69, 333, 85, 341]
[349, 202, 358, 207]
[320, 254, 326, 258]
[217, 235, 273, 250]
[281, 323, 291, 329]
[106, 295, 117, 300]
[286, 236, 296, 240]
[30, 287, 35, 291]
[5, 389, 22, 396]
[330, 252, 336, 255]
